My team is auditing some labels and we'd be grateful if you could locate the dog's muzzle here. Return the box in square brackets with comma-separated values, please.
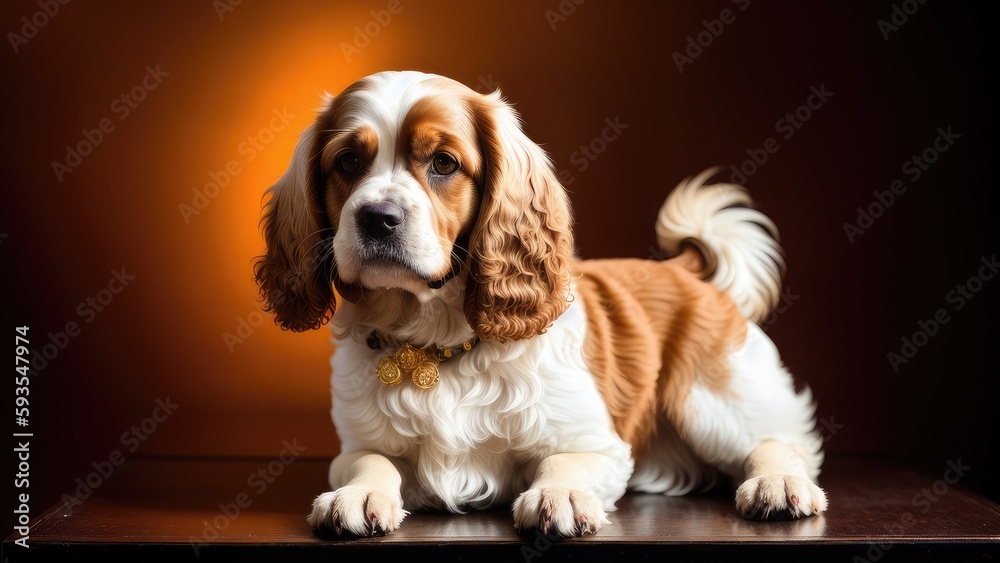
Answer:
[357, 201, 404, 241]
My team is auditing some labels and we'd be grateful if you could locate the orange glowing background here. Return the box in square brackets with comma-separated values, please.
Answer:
[4, 1, 997, 508]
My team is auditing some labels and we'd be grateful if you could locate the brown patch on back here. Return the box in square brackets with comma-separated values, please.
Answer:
[574, 250, 747, 457]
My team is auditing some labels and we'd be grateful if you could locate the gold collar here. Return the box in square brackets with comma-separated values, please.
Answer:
[369, 330, 478, 389]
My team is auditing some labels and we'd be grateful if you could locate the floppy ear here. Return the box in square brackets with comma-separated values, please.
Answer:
[253, 123, 336, 331]
[465, 93, 575, 342]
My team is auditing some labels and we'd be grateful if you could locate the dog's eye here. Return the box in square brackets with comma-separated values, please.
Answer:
[431, 152, 459, 176]
[338, 152, 360, 174]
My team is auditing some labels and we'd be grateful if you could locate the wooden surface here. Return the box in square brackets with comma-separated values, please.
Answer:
[4, 456, 999, 562]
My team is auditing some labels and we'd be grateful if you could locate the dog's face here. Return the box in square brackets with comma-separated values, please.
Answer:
[318, 74, 483, 294]
[255, 71, 574, 342]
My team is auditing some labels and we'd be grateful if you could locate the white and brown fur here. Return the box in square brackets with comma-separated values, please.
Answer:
[255, 70, 826, 538]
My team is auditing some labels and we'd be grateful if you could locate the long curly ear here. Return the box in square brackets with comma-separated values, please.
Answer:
[253, 123, 335, 331]
[465, 93, 574, 342]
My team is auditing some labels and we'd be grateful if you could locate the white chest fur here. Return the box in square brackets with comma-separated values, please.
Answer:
[328, 300, 633, 512]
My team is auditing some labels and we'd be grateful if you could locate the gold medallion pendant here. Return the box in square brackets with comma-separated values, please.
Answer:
[371, 334, 478, 389]
[411, 361, 440, 389]
[375, 356, 403, 386]
[394, 344, 424, 371]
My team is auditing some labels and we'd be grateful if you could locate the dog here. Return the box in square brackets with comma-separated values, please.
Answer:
[254, 70, 826, 537]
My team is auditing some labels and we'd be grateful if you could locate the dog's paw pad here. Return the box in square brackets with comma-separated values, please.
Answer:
[513, 487, 609, 538]
[307, 486, 406, 536]
[735, 474, 827, 519]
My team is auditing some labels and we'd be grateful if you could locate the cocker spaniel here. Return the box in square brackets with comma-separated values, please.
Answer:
[254, 70, 826, 537]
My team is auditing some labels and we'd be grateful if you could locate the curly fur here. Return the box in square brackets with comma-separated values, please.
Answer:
[253, 123, 335, 331]
[464, 94, 574, 342]
[656, 170, 785, 323]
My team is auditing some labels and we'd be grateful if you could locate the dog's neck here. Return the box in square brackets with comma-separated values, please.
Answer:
[331, 274, 476, 349]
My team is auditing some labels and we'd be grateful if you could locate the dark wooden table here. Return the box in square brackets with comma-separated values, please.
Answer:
[4, 456, 999, 562]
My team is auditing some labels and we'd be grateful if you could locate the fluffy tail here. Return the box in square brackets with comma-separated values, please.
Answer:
[655, 169, 784, 323]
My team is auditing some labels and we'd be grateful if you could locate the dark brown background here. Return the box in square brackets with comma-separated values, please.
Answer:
[3, 0, 997, 515]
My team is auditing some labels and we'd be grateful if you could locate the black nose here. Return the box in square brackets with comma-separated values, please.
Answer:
[357, 201, 404, 240]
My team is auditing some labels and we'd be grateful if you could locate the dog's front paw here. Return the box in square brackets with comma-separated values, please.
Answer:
[512, 487, 610, 537]
[307, 486, 406, 536]
[735, 474, 827, 519]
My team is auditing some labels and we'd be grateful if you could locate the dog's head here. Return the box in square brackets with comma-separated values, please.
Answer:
[254, 71, 573, 342]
